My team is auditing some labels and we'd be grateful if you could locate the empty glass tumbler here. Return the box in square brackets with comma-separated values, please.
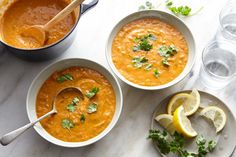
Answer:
[200, 40, 236, 89]
[216, 0, 236, 42]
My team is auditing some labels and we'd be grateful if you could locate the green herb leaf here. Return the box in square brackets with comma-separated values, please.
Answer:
[80, 114, 86, 123]
[132, 34, 156, 52]
[148, 130, 170, 154]
[132, 57, 149, 68]
[57, 74, 73, 83]
[66, 97, 80, 112]
[162, 58, 170, 67]
[138, 5, 145, 11]
[148, 129, 216, 157]
[139, 1, 154, 10]
[166, 0, 173, 6]
[158, 45, 177, 57]
[166, 1, 192, 16]
[196, 136, 206, 146]
[87, 103, 98, 113]
[66, 104, 76, 112]
[149, 34, 157, 41]
[61, 119, 74, 129]
[85, 87, 99, 99]
[133, 46, 140, 52]
[145, 63, 153, 71]
[154, 69, 160, 77]
[72, 97, 79, 104]
[208, 140, 216, 152]
[139, 40, 153, 51]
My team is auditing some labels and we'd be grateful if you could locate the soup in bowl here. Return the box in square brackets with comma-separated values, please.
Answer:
[27, 58, 123, 147]
[106, 10, 196, 90]
[0, 0, 98, 60]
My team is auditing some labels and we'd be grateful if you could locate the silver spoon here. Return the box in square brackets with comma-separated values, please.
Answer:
[0, 87, 84, 146]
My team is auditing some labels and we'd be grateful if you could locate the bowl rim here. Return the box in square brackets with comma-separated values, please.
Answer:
[0, 5, 82, 52]
[26, 58, 123, 147]
[105, 10, 196, 90]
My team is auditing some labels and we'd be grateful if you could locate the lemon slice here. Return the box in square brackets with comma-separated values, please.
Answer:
[200, 106, 227, 133]
[167, 89, 200, 116]
[173, 106, 198, 138]
[155, 114, 175, 134]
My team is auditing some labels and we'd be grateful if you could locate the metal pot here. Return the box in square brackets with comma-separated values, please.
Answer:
[0, 0, 98, 61]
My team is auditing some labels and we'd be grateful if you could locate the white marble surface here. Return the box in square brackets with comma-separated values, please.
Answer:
[0, 0, 236, 156]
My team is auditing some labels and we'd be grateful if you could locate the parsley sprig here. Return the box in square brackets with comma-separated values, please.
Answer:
[56, 74, 73, 83]
[148, 129, 216, 157]
[139, 1, 155, 11]
[61, 119, 74, 130]
[87, 103, 98, 113]
[166, 0, 191, 16]
[85, 87, 99, 99]
[66, 97, 80, 112]
[133, 34, 157, 52]
[158, 44, 178, 67]
[132, 57, 149, 68]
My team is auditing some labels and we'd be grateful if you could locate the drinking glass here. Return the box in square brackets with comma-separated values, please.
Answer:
[200, 40, 236, 89]
[216, 0, 236, 42]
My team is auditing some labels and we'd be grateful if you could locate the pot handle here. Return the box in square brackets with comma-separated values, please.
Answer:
[81, 0, 99, 14]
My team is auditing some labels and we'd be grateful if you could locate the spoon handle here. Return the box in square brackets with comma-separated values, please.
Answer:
[44, 0, 85, 30]
[0, 110, 56, 146]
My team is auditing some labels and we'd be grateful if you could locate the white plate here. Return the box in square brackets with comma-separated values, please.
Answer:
[151, 90, 236, 157]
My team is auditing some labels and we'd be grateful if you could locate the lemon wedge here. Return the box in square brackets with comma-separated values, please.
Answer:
[200, 106, 227, 133]
[167, 89, 200, 116]
[173, 106, 198, 138]
[155, 114, 175, 134]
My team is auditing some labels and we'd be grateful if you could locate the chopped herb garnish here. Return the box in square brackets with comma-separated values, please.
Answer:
[145, 63, 153, 71]
[66, 97, 80, 112]
[57, 74, 73, 83]
[61, 119, 74, 129]
[132, 34, 156, 52]
[138, 5, 145, 11]
[85, 87, 99, 99]
[133, 46, 140, 52]
[148, 129, 217, 157]
[158, 44, 177, 67]
[208, 140, 217, 152]
[166, 0, 192, 16]
[154, 69, 160, 77]
[158, 45, 177, 57]
[138, 1, 154, 10]
[80, 114, 86, 123]
[149, 34, 157, 41]
[132, 57, 149, 68]
[162, 58, 170, 67]
[66, 104, 76, 112]
[87, 103, 98, 113]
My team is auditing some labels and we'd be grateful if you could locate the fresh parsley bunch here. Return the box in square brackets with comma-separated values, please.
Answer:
[148, 129, 216, 157]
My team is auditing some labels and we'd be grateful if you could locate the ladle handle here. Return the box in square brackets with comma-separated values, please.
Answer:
[0, 110, 56, 146]
[44, 0, 85, 30]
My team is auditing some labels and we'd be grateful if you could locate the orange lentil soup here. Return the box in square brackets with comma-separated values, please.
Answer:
[36, 67, 116, 142]
[112, 18, 188, 86]
[0, 0, 76, 49]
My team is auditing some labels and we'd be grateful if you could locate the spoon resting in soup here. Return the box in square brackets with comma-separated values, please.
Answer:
[0, 0, 76, 49]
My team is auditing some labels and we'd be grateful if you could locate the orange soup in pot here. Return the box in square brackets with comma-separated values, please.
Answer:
[36, 67, 116, 142]
[0, 0, 76, 49]
[112, 18, 188, 86]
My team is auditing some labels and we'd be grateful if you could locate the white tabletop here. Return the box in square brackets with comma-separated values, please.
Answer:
[0, 0, 236, 156]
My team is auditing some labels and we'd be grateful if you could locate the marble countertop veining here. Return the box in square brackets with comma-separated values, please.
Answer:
[0, 0, 236, 156]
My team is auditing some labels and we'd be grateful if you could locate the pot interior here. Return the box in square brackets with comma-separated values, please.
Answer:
[0, 0, 81, 49]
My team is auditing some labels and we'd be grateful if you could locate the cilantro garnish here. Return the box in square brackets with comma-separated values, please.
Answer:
[61, 119, 74, 130]
[56, 74, 73, 83]
[85, 87, 99, 99]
